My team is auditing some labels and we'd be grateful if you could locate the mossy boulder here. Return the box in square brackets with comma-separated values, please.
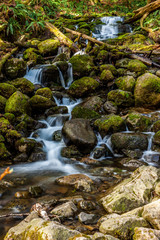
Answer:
[108, 89, 134, 107]
[100, 166, 159, 214]
[55, 61, 68, 75]
[94, 115, 125, 136]
[115, 58, 131, 68]
[69, 55, 95, 79]
[153, 131, 160, 146]
[29, 95, 55, 112]
[4, 113, 15, 125]
[5, 91, 30, 116]
[133, 227, 160, 240]
[0, 95, 7, 112]
[0, 83, 17, 98]
[40, 65, 59, 87]
[127, 60, 147, 75]
[23, 48, 43, 64]
[10, 78, 34, 96]
[0, 117, 13, 136]
[71, 106, 100, 119]
[4, 58, 26, 79]
[100, 70, 114, 84]
[151, 120, 160, 133]
[68, 77, 99, 98]
[96, 50, 109, 64]
[38, 39, 60, 56]
[100, 64, 118, 76]
[134, 73, 160, 108]
[103, 101, 118, 114]
[127, 112, 152, 132]
[15, 137, 37, 155]
[35, 87, 53, 99]
[115, 76, 136, 92]
[0, 142, 11, 160]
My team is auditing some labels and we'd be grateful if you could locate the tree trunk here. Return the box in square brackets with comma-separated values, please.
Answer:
[124, 0, 160, 23]
[46, 23, 79, 53]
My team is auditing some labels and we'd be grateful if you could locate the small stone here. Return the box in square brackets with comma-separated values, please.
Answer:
[78, 212, 100, 225]
[51, 201, 77, 218]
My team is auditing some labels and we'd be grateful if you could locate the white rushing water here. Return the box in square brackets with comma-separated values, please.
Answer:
[92, 16, 132, 41]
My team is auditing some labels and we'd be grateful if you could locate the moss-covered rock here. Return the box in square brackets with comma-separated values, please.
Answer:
[5, 91, 30, 116]
[69, 55, 95, 79]
[15, 137, 36, 155]
[100, 166, 159, 214]
[23, 47, 43, 64]
[133, 227, 160, 240]
[100, 70, 114, 84]
[4, 58, 26, 79]
[103, 101, 118, 114]
[94, 114, 125, 136]
[55, 61, 68, 75]
[127, 60, 147, 75]
[71, 106, 100, 119]
[68, 77, 99, 98]
[10, 77, 34, 96]
[35, 87, 53, 99]
[151, 120, 160, 133]
[100, 64, 118, 76]
[115, 58, 131, 68]
[134, 73, 160, 108]
[127, 112, 152, 132]
[108, 89, 134, 107]
[4, 113, 15, 125]
[0, 95, 6, 112]
[153, 131, 160, 146]
[38, 39, 60, 56]
[29, 95, 55, 112]
[96, 50, 109, 64]
[115, 76, 136, 92]
[0, 83, 17, 98]
[0, 142, 11, 160]
[61, 145, 82, 158]
[79, 96, 103, 112]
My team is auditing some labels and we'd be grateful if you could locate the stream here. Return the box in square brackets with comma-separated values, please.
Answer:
[0, 16, 159, 239]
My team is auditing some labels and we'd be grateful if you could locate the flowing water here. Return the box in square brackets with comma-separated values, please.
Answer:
[92, 16, 132, 41]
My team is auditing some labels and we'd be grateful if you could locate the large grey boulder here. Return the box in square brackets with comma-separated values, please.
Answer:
[62, 118, 97, 154]
[133, 227, 160, 240]
[100, 166, 159, 214]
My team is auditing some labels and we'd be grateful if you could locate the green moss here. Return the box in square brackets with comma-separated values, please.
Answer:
[96, 50, 109, 63]
[100, 64, 118, 76]
[69, 77, 99, 98]
[10, 77, 34, 96]
[94, 114, 125, 135]
[115, 76, 136, 92]
[0, 142, 11, 159]
[108, 89, 134, 107]
[0, 83, 17, 98]
[35, 87, 53, 99]
[38, 39, 60, 56]
[5, 91, 30, 116]
[127, 60, 147, 74]
[72, 106, 100, 119]
[4, 58, 26, 79]
[23, 48, 43, 64]
[29, 95, 54, 111]
[0, 95, 7, 112]
[100, 70, 114, 84]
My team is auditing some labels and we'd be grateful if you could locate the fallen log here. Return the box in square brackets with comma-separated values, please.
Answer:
[124, 0, 160, 24]
[64, 27, 114, 50]
[0, 47, 18, 74]
[130, 53, 160, 68]
[46, 22, 79, 53]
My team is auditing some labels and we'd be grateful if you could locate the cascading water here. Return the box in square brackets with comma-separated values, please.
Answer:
[92, 16, 132, 41]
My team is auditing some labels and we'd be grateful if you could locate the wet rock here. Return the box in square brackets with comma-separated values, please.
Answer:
[127, 59, 147, 75]
[53, 53, 68, 62]
[94, 115, 125, 136]
[15, 191, 30, 199]
[5, 212, 80, 240]
[103, 101, 117, 114]
[35, 87, 53, 99]
[38, 195, 57, 209]
[62, 119, 97, 154]
[115, 58, 131, 68]
[51, 201, 77, 218]
[111, 133, 148, 157]
[100, 70, 114, 85]
[29, 95, 55, 113]
[92, 144, 113, 159]
[151, 120, 160, 133]
[52, 130, 62, 141]
[5, 91, 30, 116]
[15, 137, 37, 155]
[4, 58, 26, 79]
[45, 106, 68, 117]
[133, 227, 160, 240]
[120, 158, 146, 170]
[99, 214, 149, 240]
[96, 50, 109, 64]
[13, 152, 28, 163]
[55, 61, 68, 75]
[126, 112, 152, 132]
[28, 148, 46, 162]
[55, 174, 93, 192]
[115, 75, 135, 92]
[10, 77, 34, 96]
[80, 96, 103, 112]
[72, 106, 100, 119]
[68, 77, 99, 98]
[0, 83, 17, 98]
[29, 185, 43, 197]
[100, 166, 159, 214]
[40, 65, 59, 87]
[134, 73, 160, 108]
[69, 54, 95, 79]
[0, 95, 6, 112]
[38, 39, 60, 56]
[107, 89, 134, 107]
[61, 145, 82, 158]
[100, 64, 118, 76]
[153, 131, 160, 145]
[78, 200, 96, 211]
[78, 212, 100, 225]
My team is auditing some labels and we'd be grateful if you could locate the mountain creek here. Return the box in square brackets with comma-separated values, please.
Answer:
[1, 16, 160, 240]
